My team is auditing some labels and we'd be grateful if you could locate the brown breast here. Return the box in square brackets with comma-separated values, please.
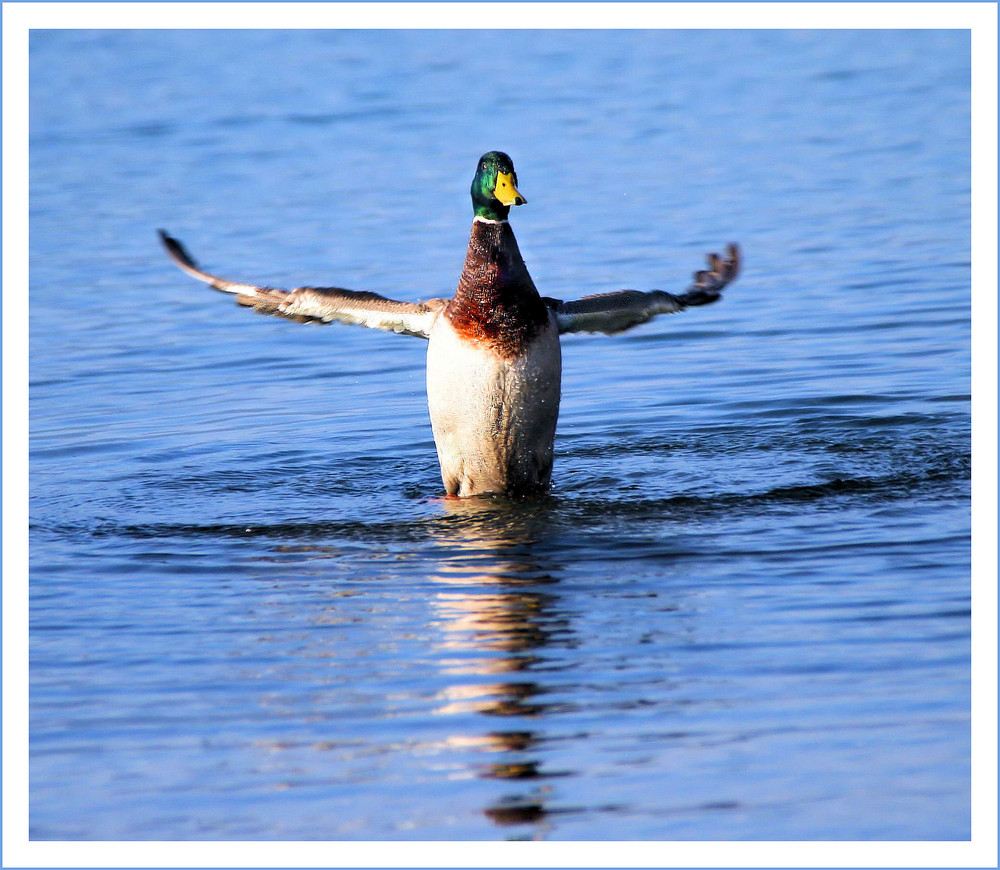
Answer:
[445, 219, 551, 360]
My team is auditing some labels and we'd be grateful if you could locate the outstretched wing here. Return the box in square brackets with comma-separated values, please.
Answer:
[545, 244, 740, 335]
[158, 230, 445, 339]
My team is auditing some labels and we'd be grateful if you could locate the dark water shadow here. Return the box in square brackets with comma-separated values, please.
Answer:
[62, 450, 966, 547]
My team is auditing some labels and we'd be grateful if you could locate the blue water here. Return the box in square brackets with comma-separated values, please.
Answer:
[28, 29, 970, 840]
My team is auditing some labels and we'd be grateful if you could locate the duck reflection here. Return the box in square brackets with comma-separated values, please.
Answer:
[427, 496, 569, 832]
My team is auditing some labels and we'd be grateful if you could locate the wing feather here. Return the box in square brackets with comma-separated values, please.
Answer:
[546, 243, 740, 335]
[158, 230, 444, 338]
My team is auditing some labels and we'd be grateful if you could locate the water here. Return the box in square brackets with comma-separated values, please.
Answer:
[27, 29, 971, 841]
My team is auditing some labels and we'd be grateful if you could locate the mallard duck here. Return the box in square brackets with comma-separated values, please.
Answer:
[160, 151, 739, 498]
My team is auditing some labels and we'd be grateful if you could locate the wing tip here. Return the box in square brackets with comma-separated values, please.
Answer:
[158, 229, 258, 295]
[698, 243, 740, 285]
[158, 228, 201, 273]
[726, 242, 740, 278]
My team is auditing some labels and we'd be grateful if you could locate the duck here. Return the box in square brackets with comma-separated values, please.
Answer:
[159, 151, 739, 498]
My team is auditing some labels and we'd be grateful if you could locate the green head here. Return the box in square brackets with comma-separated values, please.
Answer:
[471, 151, 526, 221]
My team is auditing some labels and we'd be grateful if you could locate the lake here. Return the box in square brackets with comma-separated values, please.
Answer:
[25, 24, 973, 845]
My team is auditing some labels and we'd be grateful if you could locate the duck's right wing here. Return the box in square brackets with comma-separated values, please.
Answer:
[159, 230, 445, 339]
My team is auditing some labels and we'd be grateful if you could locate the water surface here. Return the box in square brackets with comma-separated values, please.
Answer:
[29, 29, 970, 840]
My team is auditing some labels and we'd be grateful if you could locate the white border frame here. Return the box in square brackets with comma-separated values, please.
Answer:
[5, 4, 996, 867]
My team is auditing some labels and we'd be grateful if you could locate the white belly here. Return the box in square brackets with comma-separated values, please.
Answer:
[425, 315, 562, 497]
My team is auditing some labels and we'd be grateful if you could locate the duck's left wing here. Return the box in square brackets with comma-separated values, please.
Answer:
[545, 244, 740, 335]
[159, 230, 445, 339]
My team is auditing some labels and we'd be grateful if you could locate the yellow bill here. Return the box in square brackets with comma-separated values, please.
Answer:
[493, 171, 526, 207]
